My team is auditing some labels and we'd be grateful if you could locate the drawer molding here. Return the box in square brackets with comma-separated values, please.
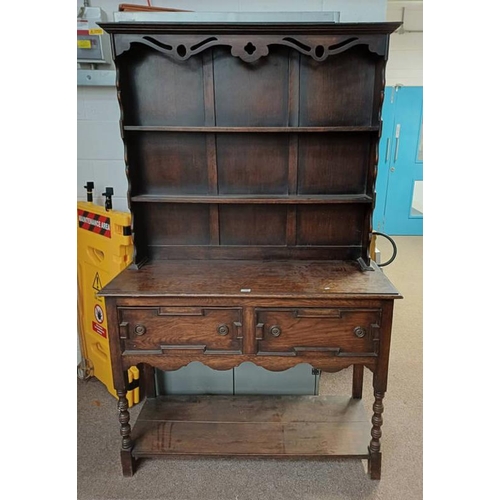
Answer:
[255, 308, 381, 357]
[118, 307, 243, 354]
[256, 345, 377, 357]
[123, 344, 243, 356]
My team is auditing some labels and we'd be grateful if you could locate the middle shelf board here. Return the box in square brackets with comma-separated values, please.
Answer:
[123, 126, 380, 133]
[130, 194, 374, 204]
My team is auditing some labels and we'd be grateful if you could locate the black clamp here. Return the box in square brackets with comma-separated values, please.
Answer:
[84, 181, 94, 203]
[126, 378, 140, 391]
[103, 187, 114, 211]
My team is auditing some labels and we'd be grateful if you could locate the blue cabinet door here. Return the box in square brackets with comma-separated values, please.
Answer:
[374, 86, 423, 236]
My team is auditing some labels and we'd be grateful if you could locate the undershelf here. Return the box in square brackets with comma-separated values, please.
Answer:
[131, 395, 371, 459]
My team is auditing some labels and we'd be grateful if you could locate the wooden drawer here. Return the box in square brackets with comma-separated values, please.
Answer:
[255, 308, 381, 357]
[118, 307, 243, 355]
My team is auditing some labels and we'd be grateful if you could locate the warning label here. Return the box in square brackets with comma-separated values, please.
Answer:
[78, 209, 111, 238]
[92, 272, 102, 292]
[94, 304, 104, 324]
[92, 321, 107, 339]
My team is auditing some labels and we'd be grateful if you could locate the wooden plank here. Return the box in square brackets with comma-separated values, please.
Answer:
[132, 421, 370, 458]
[352, 364, 364, 399]
[286, 206, 297, 246]
[202, 50, 220, 245]
[131, 396, 371, 458]
[130, 194, 373, 204]
[202, 51, 215, 126]
[123, 126, 380, 133]
[287, 51, 300, 128]
[209, 204, 219, 245]
[148, 245, 362, 262]
[101, 22, 401, 36]
[99, 259, 402, 298]
[137, 395, 368, 423]
[286, 51, 299, 250]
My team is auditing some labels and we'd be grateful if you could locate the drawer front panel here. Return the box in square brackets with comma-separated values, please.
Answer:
[255, 308, 381, 357]
[118, 307, 243, 355]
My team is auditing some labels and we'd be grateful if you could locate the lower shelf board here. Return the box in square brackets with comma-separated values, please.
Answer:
[131, 395, 371, 459]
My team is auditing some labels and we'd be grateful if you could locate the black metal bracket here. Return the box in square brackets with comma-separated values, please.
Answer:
[84, 181, 94, 203]
[126, 378, 140, 391]
[357, 257, 375, 272]
[103, 187, 114, 211]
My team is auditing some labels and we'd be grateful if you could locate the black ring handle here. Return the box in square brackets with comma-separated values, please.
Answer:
[372, 231, 398, 267]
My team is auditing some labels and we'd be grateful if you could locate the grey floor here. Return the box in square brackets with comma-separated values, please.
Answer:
[77, 236, 422, 500]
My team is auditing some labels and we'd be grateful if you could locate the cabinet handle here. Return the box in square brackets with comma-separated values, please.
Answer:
[134, 324, 146, 336]
[217, 324, 229, 336]
[394, 123, 401, 162]
[385, 138, 391, 162]
[270, 325, 282, 337]
[353, 326, 366, 338]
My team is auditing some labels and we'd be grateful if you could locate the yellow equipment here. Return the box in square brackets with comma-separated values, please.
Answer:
[77, 199, 139, 406]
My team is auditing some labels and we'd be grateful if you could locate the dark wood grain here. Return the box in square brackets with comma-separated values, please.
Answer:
[100, 20, 402, 479]
[352, 364, 364, 399]
[142, 203, 210, 245]
[130, 194, 373, 204]
[298, 134, 373, 195]
[139, 363, 156, 399]
[119, 48, 205, 126]
[100, 22, 402, 36]
[131, 395, 371, 458]
[299, 46, 376, 126]
[255, 308, 380, 356]
[126, 132, 209, 195]
[119, 353, 377, 374]
[219, 205, 288, 245]
[148, 245, 364, 261]
[123, 126, 380, 132]
[213, 46, 290, 126]
[118, 307, 243, 354]
[296, 205, 366, 246]
[99, 260, 401, 299]
[138, 394, 366, 422]
[216, 134, 289, 195]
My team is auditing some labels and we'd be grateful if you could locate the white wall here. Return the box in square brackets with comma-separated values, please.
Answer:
[387, 1, 423, 86]
[78, 0, 425, 211]
[78, 1, 387, 22]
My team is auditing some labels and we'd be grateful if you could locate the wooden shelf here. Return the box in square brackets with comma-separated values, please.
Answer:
[131, 194, 373, 204]
[130, 395, 372, 459]
[124, 126, 379, 133]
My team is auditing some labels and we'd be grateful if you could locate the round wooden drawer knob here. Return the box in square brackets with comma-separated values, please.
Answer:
[134, 324, 147, 336]
[270, 325, 282, 337]
[353, 326, 366, 338]
[217, 324, 229, 336]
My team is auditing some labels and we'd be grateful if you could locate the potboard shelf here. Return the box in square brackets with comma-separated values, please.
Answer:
[131, 395, 372, 459]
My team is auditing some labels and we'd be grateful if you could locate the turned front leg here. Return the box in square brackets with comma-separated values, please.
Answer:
[117, 389, 135, 476]
[368, 390, 385, 480]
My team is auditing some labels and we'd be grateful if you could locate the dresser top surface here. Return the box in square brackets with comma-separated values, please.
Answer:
[99, 260, 401, 299]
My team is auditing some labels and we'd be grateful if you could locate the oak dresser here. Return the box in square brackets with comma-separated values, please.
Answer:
[99, 19, 402, 479]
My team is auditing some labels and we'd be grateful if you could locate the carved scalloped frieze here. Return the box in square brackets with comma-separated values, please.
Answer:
[120, 355, 376, 373]
[113, 33, 387, 62]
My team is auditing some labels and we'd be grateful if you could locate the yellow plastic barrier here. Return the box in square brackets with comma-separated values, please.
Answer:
[77, 200, 139, 405]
